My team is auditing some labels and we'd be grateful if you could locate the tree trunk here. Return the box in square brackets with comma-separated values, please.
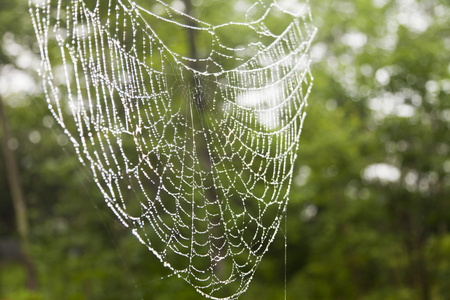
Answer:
[0, 96, 37, 290]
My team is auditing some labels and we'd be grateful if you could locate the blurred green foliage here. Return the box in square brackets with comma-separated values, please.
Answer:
[1, 0, 449, 299]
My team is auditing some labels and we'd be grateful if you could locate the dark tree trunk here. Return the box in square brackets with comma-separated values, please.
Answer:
[0, 96, 37, 290]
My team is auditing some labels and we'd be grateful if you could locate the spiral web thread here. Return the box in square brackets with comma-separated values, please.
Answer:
[30, 0, 316, 298]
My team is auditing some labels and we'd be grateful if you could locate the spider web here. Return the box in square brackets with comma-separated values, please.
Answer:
[30, 0, 316, 298]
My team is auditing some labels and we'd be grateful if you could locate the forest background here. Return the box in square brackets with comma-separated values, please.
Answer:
[0, 0, 449, 299]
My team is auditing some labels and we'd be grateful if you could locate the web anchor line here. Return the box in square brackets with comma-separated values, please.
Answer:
[30, 0, 316, 298]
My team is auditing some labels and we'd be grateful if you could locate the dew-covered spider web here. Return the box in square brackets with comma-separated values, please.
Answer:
[30, 0, 316, 298]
